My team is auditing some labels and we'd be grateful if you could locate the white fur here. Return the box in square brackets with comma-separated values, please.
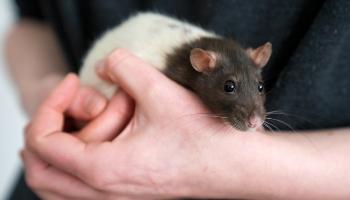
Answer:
[79, 12, 218, 98]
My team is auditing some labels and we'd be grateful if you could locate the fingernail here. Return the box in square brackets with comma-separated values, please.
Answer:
[95, 60, 105, 74]
[84, 94, 106, 117]
[96, 60, 113, 82]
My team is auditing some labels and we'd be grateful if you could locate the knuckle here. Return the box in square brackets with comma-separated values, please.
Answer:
[25, 131, 42, 150]
[24, 125, 33, 145]
[24, 126, 40, 149]
[25, 122, 36, 137]
[89, 169, 113, 191]
[25, 172, 41, 190]
[24, 123, 32, 135]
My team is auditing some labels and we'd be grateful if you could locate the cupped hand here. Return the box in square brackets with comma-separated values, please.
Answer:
[23, 49, 244, 200]
[22, 73, 134, 200]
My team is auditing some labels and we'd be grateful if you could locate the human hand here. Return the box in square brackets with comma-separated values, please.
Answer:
[22, 73, 136, 199]
[20, 72, 108, 121]
[23, 50, 255, 199]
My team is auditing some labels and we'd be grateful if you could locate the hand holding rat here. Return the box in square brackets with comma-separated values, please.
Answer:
[24, 49, 251, 199]
[23, 49, 350, 200]
[22, 74, 137, 199]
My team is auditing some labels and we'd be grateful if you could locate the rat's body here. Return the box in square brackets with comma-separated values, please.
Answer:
[80, 13, 217, 97]
[80, 12, 272, 131]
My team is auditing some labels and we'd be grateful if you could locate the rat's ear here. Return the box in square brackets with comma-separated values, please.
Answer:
[246, 42, 272, 68]
[190, 48, 217, 73]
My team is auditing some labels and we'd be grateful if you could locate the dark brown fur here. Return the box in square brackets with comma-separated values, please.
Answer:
[164, 37, 265, 130]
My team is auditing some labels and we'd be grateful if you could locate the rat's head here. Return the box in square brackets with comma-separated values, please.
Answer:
[189, 38, 272, 131]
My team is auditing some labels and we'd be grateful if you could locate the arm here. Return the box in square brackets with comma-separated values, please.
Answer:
[5, 19, 107, 120]
[23, 50, 350, 199]
[191, 128, 350, 199]
[5, 19, 69, 115]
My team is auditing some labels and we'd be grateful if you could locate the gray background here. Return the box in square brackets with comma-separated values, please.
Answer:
[0, 0, 27, 198]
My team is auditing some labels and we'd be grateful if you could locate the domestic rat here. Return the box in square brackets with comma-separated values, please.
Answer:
[79, 12, 272, 131]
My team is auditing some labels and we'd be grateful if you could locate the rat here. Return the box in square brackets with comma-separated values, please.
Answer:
[79, 12, 272, 131]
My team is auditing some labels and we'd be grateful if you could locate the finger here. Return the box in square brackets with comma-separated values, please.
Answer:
[96, 60, 113, 83]
[27, 73, 79, 142]
[98, 49, 174, 105]
[22, 149, 102, 199]
[22, 150, 68, 200]
[77, 90, 134, 142]
[35, 190, 73, 200]
[25, 74, 92, 179]
[33, 191, 67, 200]
[66, 86, 108, 121]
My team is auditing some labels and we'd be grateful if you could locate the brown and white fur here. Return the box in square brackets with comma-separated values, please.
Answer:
[79, 12, 272, 131]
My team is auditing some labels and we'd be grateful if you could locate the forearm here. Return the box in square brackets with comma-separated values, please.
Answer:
[5, 19, 69, 115]
[184, 128, 350, 199]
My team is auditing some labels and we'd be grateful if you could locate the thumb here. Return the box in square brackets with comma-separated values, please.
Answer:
[97, 49, 174, 106]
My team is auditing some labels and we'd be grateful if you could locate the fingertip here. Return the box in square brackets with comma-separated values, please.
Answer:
[105, 48, 132, 79]
[67, 86, 108, 120]
[78, 90, 134, 143]
[95, 60, 113, 83]
[95, 60, 105, 75]
[64, 73, 80, 86]
[107, 48, 132, 65]
[51, 73, 79, 98]
[96, 49, 131, 84]
[84, 92, 108, 118]
[44, 73, 80, 111]
[61, 73, 80, 91]
[66, 72, 78, 79]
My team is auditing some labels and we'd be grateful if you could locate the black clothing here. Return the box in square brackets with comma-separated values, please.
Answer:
[9, 0, 350, 199]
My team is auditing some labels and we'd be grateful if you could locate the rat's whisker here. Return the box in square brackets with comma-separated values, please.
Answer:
[266, 110, 289, 115]
[264, 121, 280, 132]
[266, 117, 295, 132]
[182, 112, 228, 118]
[266, 110, 318, 127]
[172, 113, 228, 123]
[263, 122, 272, 132]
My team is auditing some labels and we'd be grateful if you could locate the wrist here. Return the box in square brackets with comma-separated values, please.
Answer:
[193, 130, 264, 199]
[183, 130, 346, 200]
[175, 129, 310, 199]
[170, 127, 259, 199]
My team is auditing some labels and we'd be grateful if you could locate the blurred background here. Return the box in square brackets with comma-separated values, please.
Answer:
[0, 0, 27, 199]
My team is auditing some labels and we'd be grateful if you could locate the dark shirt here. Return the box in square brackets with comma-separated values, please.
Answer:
[9, 0, 350, 199]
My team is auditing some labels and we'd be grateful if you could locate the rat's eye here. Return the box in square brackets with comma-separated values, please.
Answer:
[224, 80, 236, 93]
[258, 82, 264, 93]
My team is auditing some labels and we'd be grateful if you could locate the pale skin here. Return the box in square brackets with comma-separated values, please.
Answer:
[7, 21, 350, 199]
[5, 19, 107, 117]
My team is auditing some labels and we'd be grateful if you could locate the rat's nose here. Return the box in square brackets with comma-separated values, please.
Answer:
[247, 115, 263, 129]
